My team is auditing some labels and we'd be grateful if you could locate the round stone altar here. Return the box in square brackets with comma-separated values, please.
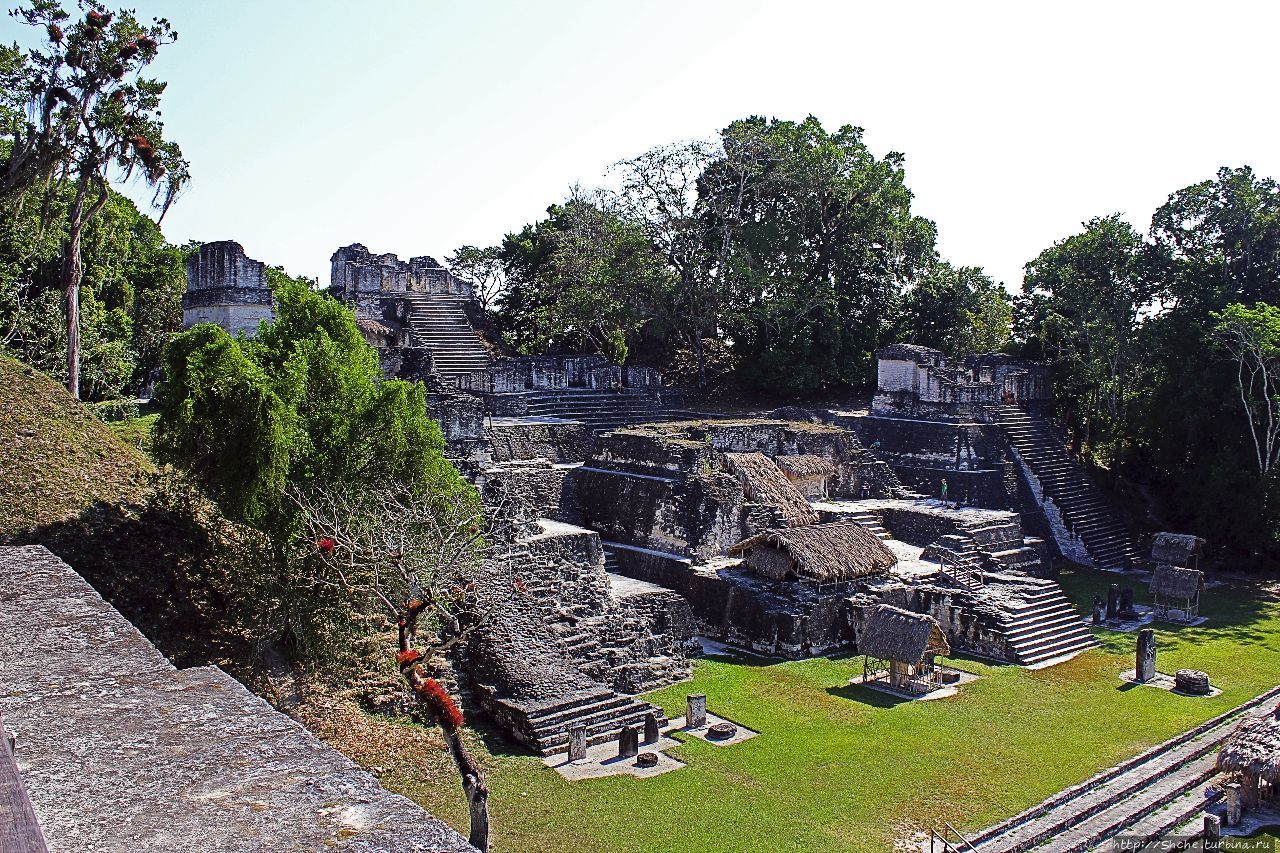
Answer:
[1175, 669, 1211, 695]
[707, 722, 737, 740]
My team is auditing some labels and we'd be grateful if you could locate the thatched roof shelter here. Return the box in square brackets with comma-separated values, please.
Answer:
[1151, 532, 1206, 568]
[724, 452, 819, 527]
[729, 520, 897, 583]
[774, 455, 837, 479]
[1149, 565, 1204, 600]
[859, 605, 950, 665]
[1217, 707, 1280, 782]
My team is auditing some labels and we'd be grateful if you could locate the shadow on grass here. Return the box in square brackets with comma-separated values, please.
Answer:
[825, 682, 915, 708]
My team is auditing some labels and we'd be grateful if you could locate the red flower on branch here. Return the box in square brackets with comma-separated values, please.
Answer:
[316, 536, 335, 556]
[395, 649, 423, 667]
[418, 677, 466, 730]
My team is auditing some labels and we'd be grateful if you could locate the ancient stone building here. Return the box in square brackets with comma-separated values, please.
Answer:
[182, 241, 275, 336]
[847, 344, 1144, 570]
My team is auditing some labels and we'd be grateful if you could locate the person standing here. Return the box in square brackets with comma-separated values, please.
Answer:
[940, 478, 949, 505]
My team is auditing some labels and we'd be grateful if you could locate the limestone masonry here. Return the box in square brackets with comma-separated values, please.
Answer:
[182, 240, 274, 336]
[0, 545, 472, 852]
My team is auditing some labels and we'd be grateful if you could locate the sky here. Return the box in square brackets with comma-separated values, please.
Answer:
[4, 0, 1278, 290]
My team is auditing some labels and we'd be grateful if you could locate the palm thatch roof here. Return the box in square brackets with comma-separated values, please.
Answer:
[724, 452, 818, 527]
[356, 318, 393, 336]
[1217, 707, 1280, 781]
[774, 454, 837, 479]
[1151, 532, 1205, 566]
[728, 520, 897, 583]
[859, 605, 950, 664]
[1149, 565, 1205, 599]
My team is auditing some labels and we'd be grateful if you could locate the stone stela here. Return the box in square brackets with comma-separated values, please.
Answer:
[1136, 628, 1156, 682]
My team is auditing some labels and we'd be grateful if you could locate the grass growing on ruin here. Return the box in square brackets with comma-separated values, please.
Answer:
[331, 567, 1280, 852]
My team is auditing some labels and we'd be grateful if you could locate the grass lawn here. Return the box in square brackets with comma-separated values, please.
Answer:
[329, 566, 1280, 852]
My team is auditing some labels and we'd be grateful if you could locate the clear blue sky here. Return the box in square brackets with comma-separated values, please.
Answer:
[4, 1, 1277, 289]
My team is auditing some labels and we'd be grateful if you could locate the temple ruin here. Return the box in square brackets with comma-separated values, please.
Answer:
[181, 241, 275, 336]
[178, 241, 1122, 754]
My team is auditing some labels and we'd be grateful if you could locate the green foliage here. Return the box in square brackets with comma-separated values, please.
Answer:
[154, 276, 479, 665]
[0, 175, 187, 399]
[483, 115, 943, 391]
[154, 322, 290, 526]
[706, 116, 938, 391]
[493, 194, 672, 361]
[899, 262, 1011, 359]
[1015, 170, 1280, 555]
[1017, 214, 1154, 451]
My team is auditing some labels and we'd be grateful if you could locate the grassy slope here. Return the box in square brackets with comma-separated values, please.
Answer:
[304, 566, 1280, 853]
[0, 353, 258, 670]
[0, 353, 154, 532]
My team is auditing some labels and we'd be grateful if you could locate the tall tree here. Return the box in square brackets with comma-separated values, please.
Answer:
[493, 190, 670, 362]
[3, 1, 188, 398]
[1213, 302, 1280, 481]
[1018, 215, 1154, 450]
[898, 261, 1011, 358]
[700, 116, 937, 391]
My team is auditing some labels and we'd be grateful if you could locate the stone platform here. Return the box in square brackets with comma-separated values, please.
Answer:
[0, 545, 473, 852]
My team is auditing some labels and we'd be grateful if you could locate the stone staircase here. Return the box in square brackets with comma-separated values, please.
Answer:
[845, 507, 891, 540]
[934, 534, 984, 590]
[992, 407, 1143, 570]
[965, 684, 1280, 852]
[523, 388, 666, 431]
[400, 292, 491, 384]
[1000, 578, 1099, 666]
[516, 688, 669, 755]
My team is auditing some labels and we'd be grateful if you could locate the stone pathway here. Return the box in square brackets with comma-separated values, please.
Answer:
[957, 683, 1280, 852]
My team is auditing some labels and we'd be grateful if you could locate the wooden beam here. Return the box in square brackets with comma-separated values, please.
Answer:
[0, 714, 49, 853]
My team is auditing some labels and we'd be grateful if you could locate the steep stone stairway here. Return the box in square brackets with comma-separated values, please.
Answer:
[964, 684, 1280, 852]
[1000, 577, 1098, 665]
[992, 407, 1143, 570]
[400, 292, 491, 384]
[523, 388, 666, 431]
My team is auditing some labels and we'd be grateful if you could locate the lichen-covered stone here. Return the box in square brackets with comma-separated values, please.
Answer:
[0, 545, 472, 852]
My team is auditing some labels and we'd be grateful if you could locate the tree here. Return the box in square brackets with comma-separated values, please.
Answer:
[446, 244, 504, 313]
[3, 1, 189, 398]
[1152, 166, 1280, 312]
[609, 140, 721, 383]
[700, 116, 937, 391]
[493, 189, 671, 362]
[898, 262, 1011, 358]
[1214, 302, 1280, 481]
[1018, 215, 1154, 451]
[0, 173, 185, 399]
[290, 486, 503, 852]
[156, 277, 494, 843]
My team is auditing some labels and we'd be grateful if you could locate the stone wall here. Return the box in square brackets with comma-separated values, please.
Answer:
[488, 420, 594, 463]
[0, 546, 473, 851]
[182, 241, 274, 336]
[606, 543, 854, 658]
[330, 243, 473, 298]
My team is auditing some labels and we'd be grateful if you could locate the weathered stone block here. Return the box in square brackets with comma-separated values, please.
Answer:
[618, 725, 639, 758]
[687, 693, 707, 729]
[1136, 628, 1156, 682]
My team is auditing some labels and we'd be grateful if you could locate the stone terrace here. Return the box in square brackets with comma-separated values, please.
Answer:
[0, 545, 473, 852]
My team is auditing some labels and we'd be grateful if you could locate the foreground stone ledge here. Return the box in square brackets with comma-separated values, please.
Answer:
[0, 545, 473, 852]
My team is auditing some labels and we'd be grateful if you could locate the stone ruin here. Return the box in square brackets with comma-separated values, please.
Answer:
[176, 251, 1113, 750]
[844, 343, 1145, 570]
[181, 241, 275, 336]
